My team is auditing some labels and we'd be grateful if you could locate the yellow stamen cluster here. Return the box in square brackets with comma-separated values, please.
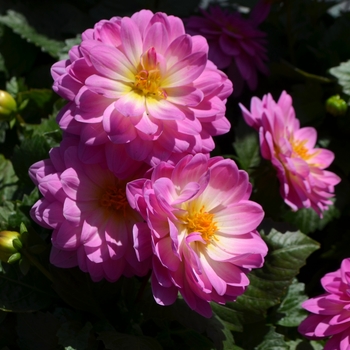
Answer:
[292, 139, 311, 160]
[134, 68, 166, 98]
[184, 205, 218, 243]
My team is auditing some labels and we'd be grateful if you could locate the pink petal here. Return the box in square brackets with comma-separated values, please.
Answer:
[120, 17, 143, 68]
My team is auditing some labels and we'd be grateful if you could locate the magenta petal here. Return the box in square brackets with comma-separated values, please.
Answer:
[120, 17, 143, 68]
[50, 246, 78, 268]
[155, 237, 180, 271]
[103, 105, 137, 143]
[151, 272, 178, 306]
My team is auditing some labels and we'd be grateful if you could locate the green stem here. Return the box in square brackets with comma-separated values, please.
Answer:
[15, 113, 25, 125]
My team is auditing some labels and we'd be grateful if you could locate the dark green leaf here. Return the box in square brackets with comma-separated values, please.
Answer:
[98, 331, 163, 350]
[212, 230, 319, 330]
[276, 279, 308, 327]
[0, 154, 18, 203]
[12, 135, 51, 186]
[50, 266, 106, 319]
[24, 116, 62, 148]
[0, 201, 15, 231]
[0, 262, 53, 312]
[285, 339, 325, 350]
[282, 203, 340, 235]
[255, 327, 288, 350]
[57, 321, 98, 350]
[6, 76, 27, 97]
[16, 312, 61, 350]
[233, 132, 261, 174]
[17, 88, 56, 123]
[0, 10, 65, 58]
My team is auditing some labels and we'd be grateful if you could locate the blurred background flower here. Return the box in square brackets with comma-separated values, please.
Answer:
[185, 1, 270, 96]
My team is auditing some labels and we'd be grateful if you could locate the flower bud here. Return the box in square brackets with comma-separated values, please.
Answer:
[0, 90, 17, 121]
[326, 95, 348, 116]
[0, 230, 22, 263]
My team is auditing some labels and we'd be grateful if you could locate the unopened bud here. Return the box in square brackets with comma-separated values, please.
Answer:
[326, 95, 348, 116]
[0, 231, 21, 263]
[0, 90, 17, 121]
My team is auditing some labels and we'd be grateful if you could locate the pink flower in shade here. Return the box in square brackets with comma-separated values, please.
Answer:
[299, 258, 350, 350]
[239, 91, 341, 217]
[29, 135, 151, 282]
[127, 153, 267, 317]
[51, 10, 232, 166]
[185, 2, 269, 96]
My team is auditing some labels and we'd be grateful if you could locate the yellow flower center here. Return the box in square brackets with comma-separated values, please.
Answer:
[134, 69, 166, 98]
[133, 47, 167, 99]
[292, 139, 311, 160]
[184, 205, 218, 243]
[99, 184, 128, 217]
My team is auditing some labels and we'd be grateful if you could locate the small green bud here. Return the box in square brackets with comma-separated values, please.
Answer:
[7, 252, 21, 264]
[326, 95, 348, 116]
[0, 90, 17, 121]
[0, 230, 21, 263]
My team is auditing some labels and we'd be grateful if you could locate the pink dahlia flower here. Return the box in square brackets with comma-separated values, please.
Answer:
[29, 135, 151, 282]
[185, 3, 269, 95]
[127, 153, 267, 317]
[240, 91, 341, 216]
[299, 258, 350, 350]
[51, 10, 232, 166]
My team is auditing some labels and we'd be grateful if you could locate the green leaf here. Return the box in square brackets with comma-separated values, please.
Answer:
[282, 203, 340, 235]
[255, 327, 288, 350]
[0, 201, 16, 231]
[6, 76, 27, 97]
[50, 266, 106, 319]
[57, 321, 98, 350]
[285, 339, 325, 350]
[232, 132, 261, 175]
[24, 115, 62, 148]
[16, 312, 61, 350]
[98, 331, 163, 350]
[212, 230, 319, 330]
[17, 88, 56, 123]
[141, 291, 235, 349]
[275, 279, 308, 327]
[329, 59, 350, 97]
[0, 154, 18, 203]
[12, 135, 51, 186]
[0, 52, 7, 76]
[0, 262, 53, 312]
[0, 10, 65, 58]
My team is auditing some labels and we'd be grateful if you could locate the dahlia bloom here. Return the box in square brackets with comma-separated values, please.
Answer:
[29, 135, 151, 282]
[185, 3, 269, 95]
[299, 258, 350, 349]
[127, 153, 267, 317]
[240, 91, 341, 216]
[51, 10, 232, 166]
